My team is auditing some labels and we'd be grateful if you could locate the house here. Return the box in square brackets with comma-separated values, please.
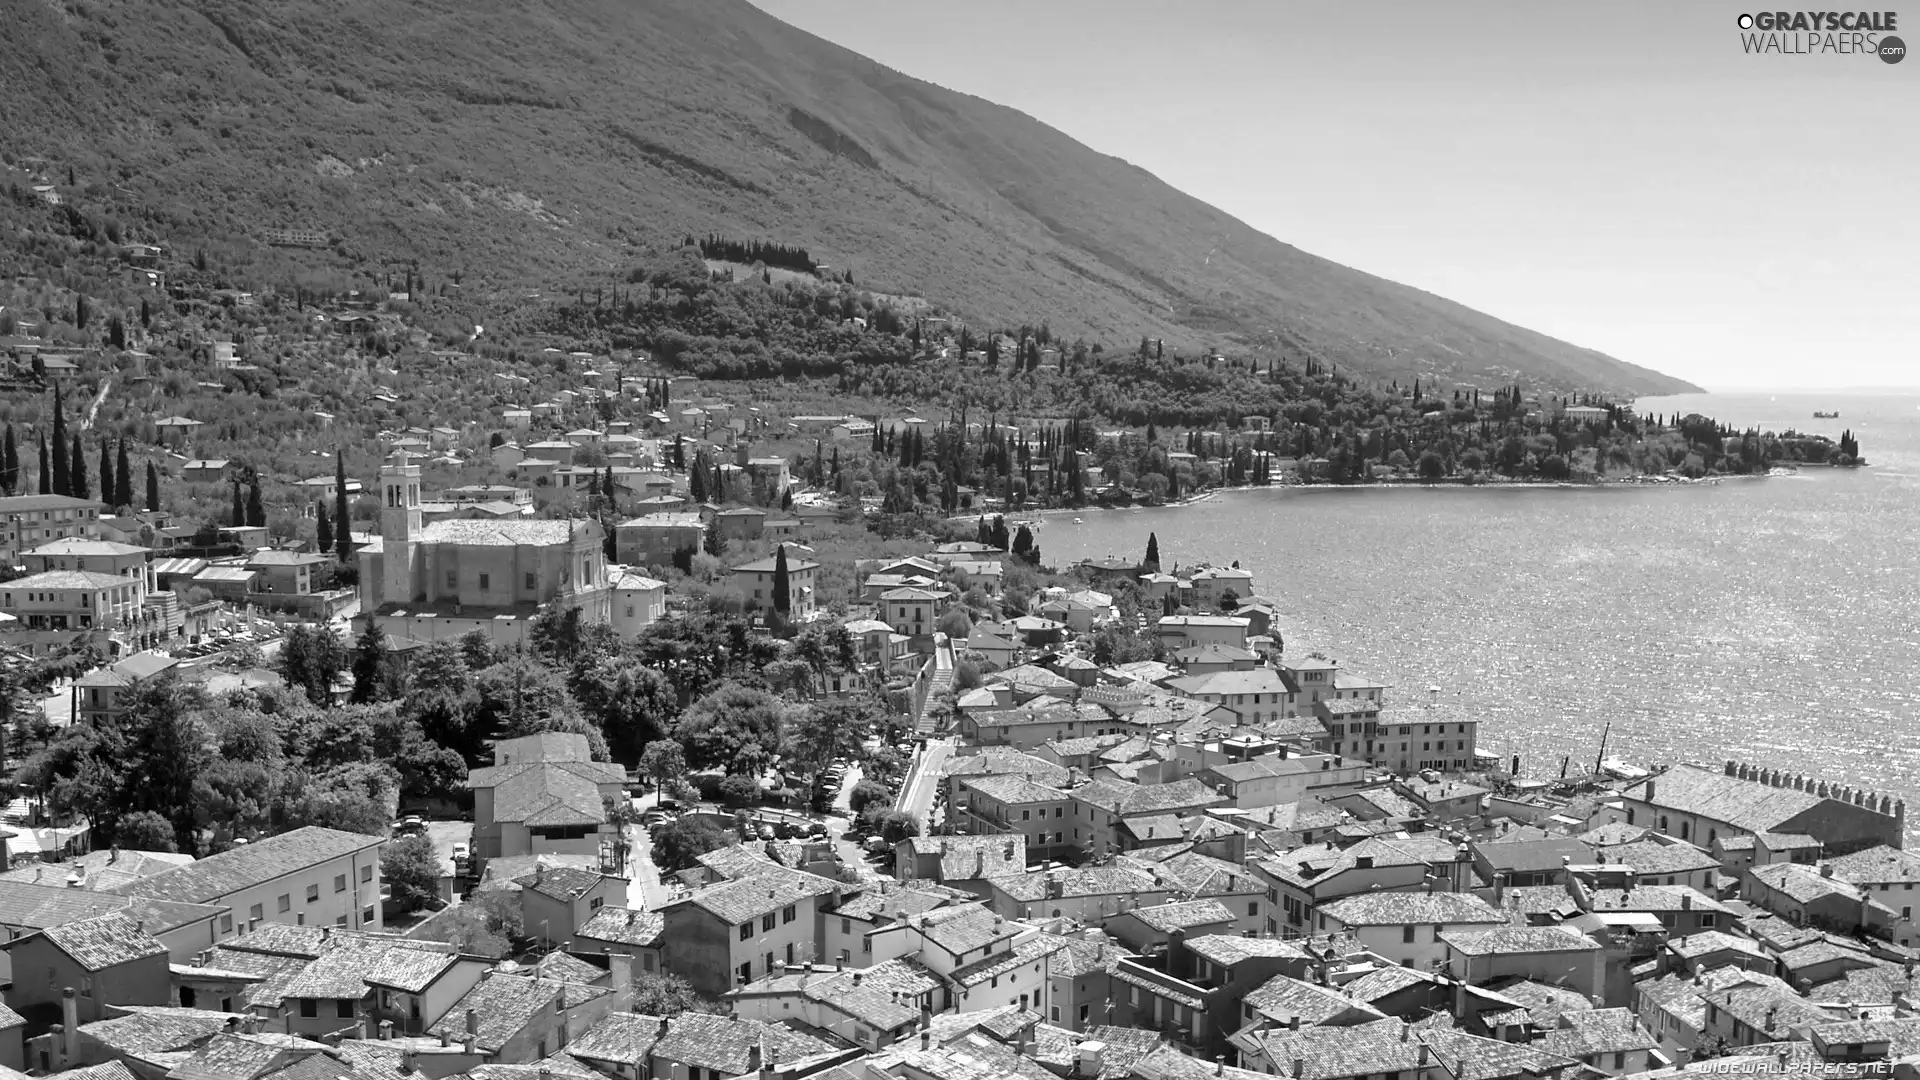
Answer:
[657, 865, 839, 995]
[465, 733, 625, 869]
[565, 1009, 666, 1080]
[610, 572, 666, 637]
[0, 494, 105, 563]
[181, 460, 231, 484]
[1620, 763, 1903, 856]
[648, 1012, 842, 1080]
[984, 866, 1168, 923]
[268, 934, 490, 1038]
[1473, 837, 1595, 888]
[1314, 892, 1507, 970]
[614, 513, 705, 568]
[880, 588, 945, 644]
[713, 507, 767, 542]
[358, 452, 612, 647]
[894, 835, 1028, 886]
[1154, 616, 1250, 650]
[70, 652, 180, 725]
[426, 971, 616, 1063]
[1440, 926, 1606, 1000]
[1593, 838, 1720, 891]
[0, 912, 169, 1024]
[572, 907, 666, 974]
[293, 475, 364, 501]
[951, 776, 1072, 863]
[112, 827, 386, 940]
[152, 417, 203, 444]
[1165, 668, 1297, 725]
[727, 550, 818, 619]
[245, 551, 330, 595]
[1254, 835, 1472, 938]
[727, 958, 938, 1049]
[0, 569, 152, 657]
[1741, 861, 1889, 934]
[818, 883, 960, 969]
[513, 865, 628, 949]
[1105, 900, 1238, 954]
[1197, 751, 1370, 808]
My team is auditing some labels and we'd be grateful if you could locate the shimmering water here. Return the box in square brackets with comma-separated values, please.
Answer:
[1041, 391, 1920, 813]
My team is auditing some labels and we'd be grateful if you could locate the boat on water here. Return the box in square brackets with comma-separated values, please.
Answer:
[1599, 757, 1652, 782]
[1072, 517, 1084, 524]
[1813, 410, 1841, 418]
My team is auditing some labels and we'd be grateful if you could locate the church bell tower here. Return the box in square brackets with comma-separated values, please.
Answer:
[380, 450, 422, 605]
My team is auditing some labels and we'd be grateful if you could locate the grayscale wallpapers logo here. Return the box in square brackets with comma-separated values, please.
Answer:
[1736, 10, 1905, 60]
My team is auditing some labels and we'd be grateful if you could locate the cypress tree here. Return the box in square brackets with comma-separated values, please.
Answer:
[1144, 532, 1160, 571]
[98, 440, 114, 508]
[114, 441, 132, 509]
[246, 482, 265, 528]
[68, 434, 88, 500]
[231, 481, 245, 527]
[38, 435, 50, 494]
[772, 544, 791, 617]
[334, 452, 352, 562]
[146, 460, 160, 511]
[317, 502, 334, 555]
[50, 391, 68, 496]
[0, 426, 15, 494]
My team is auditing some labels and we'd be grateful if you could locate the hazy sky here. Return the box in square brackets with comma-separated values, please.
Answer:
[749, 0, 1916, 390]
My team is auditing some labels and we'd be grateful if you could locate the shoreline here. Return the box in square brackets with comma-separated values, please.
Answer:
[964, 466, 1844, 524]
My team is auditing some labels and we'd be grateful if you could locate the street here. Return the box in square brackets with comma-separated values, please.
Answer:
[895, 737, 955, 826]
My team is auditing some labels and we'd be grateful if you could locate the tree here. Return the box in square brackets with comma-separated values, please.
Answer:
[638, 740, 687, 799]
[279, 625, 346, 706]
[115, 810, 180, 853]
[1144, 532, 1160, 571]
[50, 390, 67, 495]
[350, 620, 388, 704]
[718, 773, 760, 807]
[246, 482, 266, 528]
[651, 816, 736, 872]
[569, 658, 676, 762]
[935, 608, 973, 640]
[335, 451, 353, 562]
[145, 460, 160, 510]
[864, 809, 921, 845]
[381, 834, 441, 913]
[629, 970, 725, 1016]
[98, 441, 113, 509]
[316, 502, 334, 554]
[37, 434, 48, 494]
[0, 426, 15, 495]
[114, 441, 132, 509]
[848, 779, 890, 815]
[1217, 589, 1240, 613]
[675, 681, 787, 775]
[783, 696, 879, 779]
[230, 480, 245, 527]
[1011, 525, 1038, 566]
[771, 544, 791, 618]
[1417, 451, 1446, 480]
[68, 434, 88, 500]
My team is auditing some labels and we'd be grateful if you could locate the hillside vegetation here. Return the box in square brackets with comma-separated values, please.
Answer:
[0, 0, 1697, 395]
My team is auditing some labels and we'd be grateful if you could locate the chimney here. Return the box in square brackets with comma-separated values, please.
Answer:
[403, 1050, 416, 1075]
[1821, 863, 1834, 878]
[536, 863, 545, 884]
[379, 1020, 393, 1040]
[921, 1030, 931, 1050]
[1291, 1058, 1305, 1079]
[463, 1007, 479, 1054]
[1399, 1025, 1409, 1043]
[1417, 1045, 1430, 1066]
[1214, 1057, 1225, 1076]
[1681, 894, 1691, 911]
[1288, 1016, 1299, 1032]
[61, 988, 78, 1059]
[852, 972, 862, 987]
[109, 845, 120, 864]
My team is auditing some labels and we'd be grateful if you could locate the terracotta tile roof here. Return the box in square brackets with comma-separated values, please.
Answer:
[40, 911, 167, 970]
[114, 828, 384, 905]
[1595, 839, 1720, 876]
[77, 1007, 248, 1056]
[650, 1013, 840, 1074]
[1440, 926, 1602, 956]
[1126, 899, 1236, 933]
[950, 935, 1063, 988]
[1233, 1019, 1426, 1080]
[513, 866, 608, 902]
[1748, 862, 1867, 904]
[1826, 845, 1920, 885]
[426, 974, 606, 1052]
[1244, 974, 1386, 1026]
[1183, 934, 1308, 967]
[531, 951, 605, 984]
[1416, 1027, 1583, 1080]
[989, 865, 1159, 903]
[911, 904, 1016, 956]
[575, 907, 665, 947]
[1319, 892, 1504, 927]
[1341, 965, 1443, 1003]
[566, 1012, 667, 1065]
[1623, 765, 1823, 833]
[675, 866, 836, 925]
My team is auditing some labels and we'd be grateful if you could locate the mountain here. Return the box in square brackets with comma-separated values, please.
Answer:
[0, 0, 1699, 395]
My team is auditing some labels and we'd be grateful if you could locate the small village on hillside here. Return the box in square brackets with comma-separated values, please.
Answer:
[0, 188, 1905, 1080]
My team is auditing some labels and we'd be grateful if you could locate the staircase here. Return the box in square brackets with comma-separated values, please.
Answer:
[911, 634, 956, 736]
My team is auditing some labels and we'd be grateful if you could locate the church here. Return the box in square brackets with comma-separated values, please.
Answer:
[358, 450, 612, 646]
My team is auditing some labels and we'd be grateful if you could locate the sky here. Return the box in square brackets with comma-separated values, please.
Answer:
[749, 0, 1917, 390]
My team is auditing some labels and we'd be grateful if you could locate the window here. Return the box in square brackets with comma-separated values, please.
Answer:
[300, 999, 318, 1018]
[363, 907, 374, 924]
[1248, 902, 1258, 917]
[446, 569, 457, 590]
[1402, 925, 1416, 943]
[590, 896, 604, 911]
[762, 913, 776, 932]
[782, 905, 797, 924]
[525, 572, 536, 590]
[479, 573, 490, 590]
[337, 1000, 355, 1018]
[740, 922, 754, 941]
[221, 915, 234, 934]
[335, 874, 348, 893]
[841, 918, 852, 934]
[361, 866, 373, 882]
[306, 884, 320, 903]
[277, 895, 291, 913]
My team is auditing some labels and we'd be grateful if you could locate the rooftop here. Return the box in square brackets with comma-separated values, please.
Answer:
[114, 828, 385, 905]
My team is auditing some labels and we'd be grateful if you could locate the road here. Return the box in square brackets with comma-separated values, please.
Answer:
[895, 737, 955, 827]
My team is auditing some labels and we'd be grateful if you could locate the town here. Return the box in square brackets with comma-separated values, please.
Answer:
[0, 186, 1906, 1080]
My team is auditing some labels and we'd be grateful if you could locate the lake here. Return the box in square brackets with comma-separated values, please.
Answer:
[1038, 390, 1920, 819]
